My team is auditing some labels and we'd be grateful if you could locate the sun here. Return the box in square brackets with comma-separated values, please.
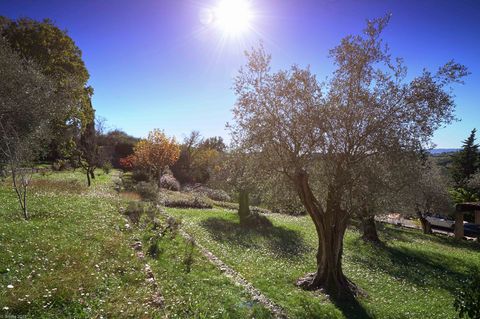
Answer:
[213, 0, 253, 37]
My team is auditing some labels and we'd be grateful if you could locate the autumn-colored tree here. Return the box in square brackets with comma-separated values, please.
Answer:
[133, 129, 180, 185]
[119, 155, 136, 171]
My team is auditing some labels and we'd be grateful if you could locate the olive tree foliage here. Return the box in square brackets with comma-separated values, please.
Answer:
[409, 158, 453, 233]
[0, 37, 65, 219]
[230, 15, 467, 299]
[349, 151, 419, 242]
[210, 148, 272, 227]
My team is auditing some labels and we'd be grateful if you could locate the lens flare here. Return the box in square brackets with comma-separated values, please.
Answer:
[213, 0, 253, 37]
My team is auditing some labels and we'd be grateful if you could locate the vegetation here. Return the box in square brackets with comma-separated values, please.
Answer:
[230, 15, 467, 299]
[126, 129, 180, 186]
[451, 129, 480, 187]
[168, 207, 480, 319]
[0, 170, 270, 318]
[1, 8, 478, 319]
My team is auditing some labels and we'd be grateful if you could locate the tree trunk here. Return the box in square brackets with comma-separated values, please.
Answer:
[22, 185, 28, 220]
[238, 189, 250, 225]
[293, 170, 357, 300]
[361, 216, 380, 243]
[90, 169, 95, 179]
[454, 211, 464, 239]
[86, 170, 91, 187]
[416, 211, 432, 234]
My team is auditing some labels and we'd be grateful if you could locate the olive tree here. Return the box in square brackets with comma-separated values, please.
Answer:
[350, 151, 418, 243]
[0, 38, 65, 219]
[231, 16, 467, 299]
[408, 158, 453, 233]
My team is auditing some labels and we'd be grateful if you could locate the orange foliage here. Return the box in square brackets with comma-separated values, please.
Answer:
[119, 154, 136, 170]
[132, 129, 180, 178]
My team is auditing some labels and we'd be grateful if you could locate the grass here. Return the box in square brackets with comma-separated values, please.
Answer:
[0, 170, 270, 318]
[167, 208, 480, 319]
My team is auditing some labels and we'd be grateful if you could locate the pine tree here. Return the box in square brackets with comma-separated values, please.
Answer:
[451, 129, 480, 186]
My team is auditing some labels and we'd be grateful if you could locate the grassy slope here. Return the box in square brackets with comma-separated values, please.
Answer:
[167, 208, 480, 319]
[0, 171, 270, 318]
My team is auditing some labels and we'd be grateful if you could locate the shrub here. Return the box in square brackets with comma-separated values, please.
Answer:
[119, 154, 136, 171]
[132, 169, 150, 183]
[211, 200, 272, 215]
[454, 271, 480, 319]
[102, 162, 113, 174]
[120, 172, 135, 191]
[148, 236, 162, 259]
[183, 237, 195, 273]
[136, 182, 159, 202]
[212, 201, 238, 210]
[160, 174, 180, 191]
[250, 206, 272, 215]
[51, 159, 70, 171]
[121, 201, 157, 226]
[184, 184, 231, 202]
[158, 190, 213, 209]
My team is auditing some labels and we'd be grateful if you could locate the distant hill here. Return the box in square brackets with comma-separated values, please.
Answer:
[429, 148, 460, 155]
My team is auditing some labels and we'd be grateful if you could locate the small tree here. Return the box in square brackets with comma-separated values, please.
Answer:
[409, 158, 453, 234]
[451, 129, 480, 187]
[0, 37, 64, 219]
[351, 151, 417, 243]
[133, 129, 180, 185]
[212, 149, 272, 227]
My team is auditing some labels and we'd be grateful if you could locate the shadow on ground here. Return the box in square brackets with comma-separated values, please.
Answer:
[333, 297, 375, 319]
[381, 224, 480, 252]
[200, 217, 312, 259]
[351, 236, 474, 293]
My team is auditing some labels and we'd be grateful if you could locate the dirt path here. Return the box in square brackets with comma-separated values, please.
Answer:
[158, 208, 288, 319]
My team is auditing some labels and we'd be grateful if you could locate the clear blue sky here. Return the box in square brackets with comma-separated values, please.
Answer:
[1, 0, 479, 148]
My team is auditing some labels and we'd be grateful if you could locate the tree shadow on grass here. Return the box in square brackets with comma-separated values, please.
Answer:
[333, 297, 375, 319]
[350, 239, 472, 293]
[200, 217, 312, 259]
[381, 225, 480, 252]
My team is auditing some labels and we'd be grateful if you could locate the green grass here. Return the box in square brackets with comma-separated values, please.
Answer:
[0, 170, 270, 318]
[167, 208, 480, 319]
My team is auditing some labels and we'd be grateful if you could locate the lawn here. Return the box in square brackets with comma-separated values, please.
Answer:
[167, 208, 480, 319]
[0, 170, 270, 318]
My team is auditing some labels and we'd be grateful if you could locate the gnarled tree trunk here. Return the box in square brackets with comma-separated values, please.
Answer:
[361, 215, 380, 243]
[293, 170, 357, 300]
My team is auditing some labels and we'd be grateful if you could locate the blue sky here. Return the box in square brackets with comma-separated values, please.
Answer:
[1, 0, 479, 148]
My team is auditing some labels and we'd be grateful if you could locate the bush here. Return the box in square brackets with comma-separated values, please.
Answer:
[160, 174, 180, 191]
[132, 169, 150, 183]
[158, 190, 213, 209]
[212, 201, 239, 210]
[102, 162, 113, 174]
[187, 185, 231, 202]
[120, 172, 135, 191]
[121, 201, 155, 224]
[211, 200, 272, 215]
[51, 159, 70, 171]
[136, 181, 159, 202]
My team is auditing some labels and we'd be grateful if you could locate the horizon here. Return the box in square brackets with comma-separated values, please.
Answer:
[1, 0, 479, 148]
